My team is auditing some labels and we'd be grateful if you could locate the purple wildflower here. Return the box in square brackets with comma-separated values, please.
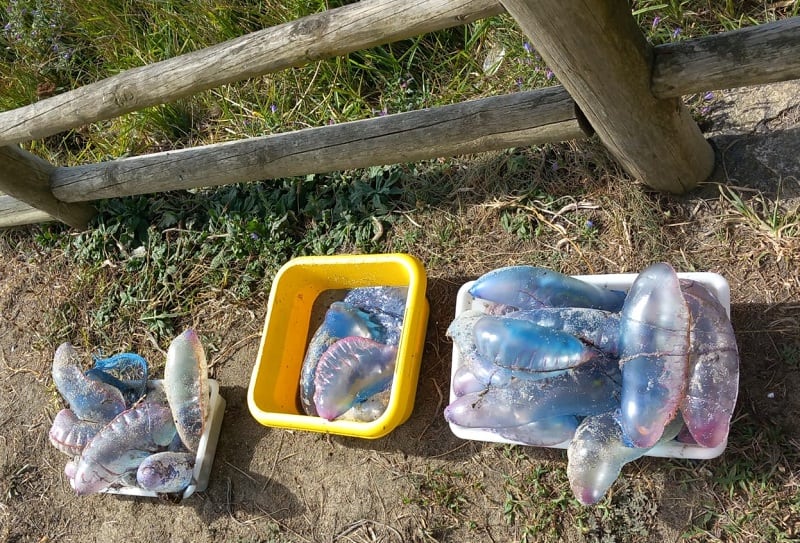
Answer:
[703, 91, 714, 101]
[672, 27, 681, 38]
[545, 68, 554, 81]
[652, 16, 661, 29]
[523, 42, 533, 54]
[270, 104, 278, 114]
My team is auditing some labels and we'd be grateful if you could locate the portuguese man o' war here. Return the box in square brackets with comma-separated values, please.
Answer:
[299, 301, 383, 416]
[447, 310, 555, 393]
[567, 412, 683, 505]
[447, 263, 740, 505]
[444, 357, 621, 428]
[299, 286, 407, 422]
[618, 262, 690, 448]
[49, 330, 214, 496]
[680, 280, 739, 448]
[474, 315, 597, 372]
[49, 409, 102, 456]
[491, 415, 580, 447]
[52, 343, 126, 424]
[164, 329, 210, 453]
[314, 337, 397, 421]
[504, 308, 621, 356]
[338, 389, 393, 422]
[72, 402, 177, 495]
[344, 286, 407, 346]
[137, 451, 196, 493]
[469, 265, 626, 312]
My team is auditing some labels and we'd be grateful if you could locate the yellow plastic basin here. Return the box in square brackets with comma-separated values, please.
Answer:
[247, 253, 429, 439]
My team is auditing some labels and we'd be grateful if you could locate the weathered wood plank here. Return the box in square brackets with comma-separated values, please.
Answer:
[51, 87, 587, 202]
[0, 0, 504, 147]
[652, 17, 800, 98]
[500, 0, 715, 194]
[0, 146, 95, 228]
[0, 194, 54, 228]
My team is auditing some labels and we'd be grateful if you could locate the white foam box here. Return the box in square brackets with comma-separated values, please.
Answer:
[104, 378, 226, 499]
[449, 272, 731, 460]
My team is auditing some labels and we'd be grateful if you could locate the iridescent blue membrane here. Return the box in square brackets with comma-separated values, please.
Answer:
[299, 286, 409, 421]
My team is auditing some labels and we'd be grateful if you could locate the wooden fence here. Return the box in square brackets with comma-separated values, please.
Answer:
[1, 0, 799, 228]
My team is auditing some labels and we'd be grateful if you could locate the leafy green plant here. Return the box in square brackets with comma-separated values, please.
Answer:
[57, 164, 412, 342]
[502, 464, 579, 540]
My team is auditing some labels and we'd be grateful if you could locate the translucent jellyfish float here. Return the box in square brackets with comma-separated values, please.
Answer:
[49, 329, 219, 497]
[446, 263, 740, 505]
[298, 286, 407, 422]
[617, 262, 690, 448]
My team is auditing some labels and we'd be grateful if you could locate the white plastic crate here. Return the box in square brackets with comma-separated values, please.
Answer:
[104, 378, 225, 498]
[448, 272, 732, 460]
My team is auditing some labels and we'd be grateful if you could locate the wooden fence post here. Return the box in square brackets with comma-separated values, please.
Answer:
[0, 146, 95, 228]
[500, 0, 715, 194]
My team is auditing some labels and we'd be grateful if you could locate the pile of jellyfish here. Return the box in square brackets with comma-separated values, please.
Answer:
[48, 329, 210, 496]
[444, 263, 739, 505]
[299, 286, 408, 422]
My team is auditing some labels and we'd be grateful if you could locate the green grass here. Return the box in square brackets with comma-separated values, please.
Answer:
[34, 165, 422, 345]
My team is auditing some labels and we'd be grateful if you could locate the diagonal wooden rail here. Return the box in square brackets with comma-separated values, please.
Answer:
[0, 0, 503, 148]
[500, 0, 715, 194]
[0, 146, 95, 228]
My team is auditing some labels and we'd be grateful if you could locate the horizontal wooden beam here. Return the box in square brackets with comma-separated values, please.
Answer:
[0, 194, 54, 228]
[0, 146, 95, 228]
[0, 0, 503, 147]
[51, 87, 587, 202]
[652, 17, 800, 98]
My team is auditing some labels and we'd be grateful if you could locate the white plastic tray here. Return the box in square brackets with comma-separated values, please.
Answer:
[104, 378, 226, 498]
[448, 272, 731, 460]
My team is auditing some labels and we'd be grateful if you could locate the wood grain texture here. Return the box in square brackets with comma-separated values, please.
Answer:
[0, 146, 95, 228]
[0, 0, 504, 147]
[0, 194, 54, 227]
[500, 0, 715, 193]
[50, 87, 587, 202]
[653, 17, 800, 98]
